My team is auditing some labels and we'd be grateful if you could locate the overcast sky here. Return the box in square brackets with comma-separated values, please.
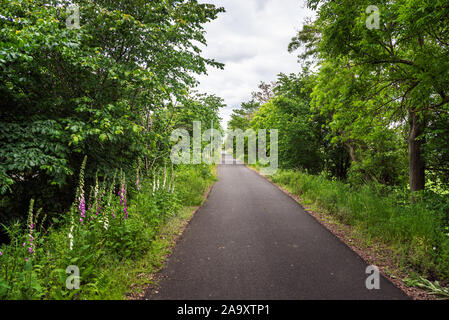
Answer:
[195, 0, 314, 128]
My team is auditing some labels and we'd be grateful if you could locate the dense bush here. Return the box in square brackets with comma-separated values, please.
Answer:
[0, 0, 224, 230]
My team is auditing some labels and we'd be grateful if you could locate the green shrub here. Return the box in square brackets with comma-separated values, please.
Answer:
[175, 165, 216, 206]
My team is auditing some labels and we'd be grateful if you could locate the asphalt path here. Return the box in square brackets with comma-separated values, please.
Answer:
[146, 153, 408, 300]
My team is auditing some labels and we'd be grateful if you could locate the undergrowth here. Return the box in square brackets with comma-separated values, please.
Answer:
[0, 160, 216, 300]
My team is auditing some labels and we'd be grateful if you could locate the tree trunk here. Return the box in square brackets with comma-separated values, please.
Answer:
[346, 141, 357, 163]
[408, 109, 426, 192]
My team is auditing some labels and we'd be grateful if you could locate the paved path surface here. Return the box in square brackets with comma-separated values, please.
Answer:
[146, 154, 408, 300]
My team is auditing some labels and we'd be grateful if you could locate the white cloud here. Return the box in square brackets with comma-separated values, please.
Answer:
[196, 0, 314, 127]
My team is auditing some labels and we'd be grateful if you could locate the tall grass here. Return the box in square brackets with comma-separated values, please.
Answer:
[0, 162, 216, 300]
[270, 169, 449, 281]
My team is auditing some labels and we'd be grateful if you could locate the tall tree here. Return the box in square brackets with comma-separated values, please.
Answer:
[291, 0, 449, 191]
[0, 0, 224, 218]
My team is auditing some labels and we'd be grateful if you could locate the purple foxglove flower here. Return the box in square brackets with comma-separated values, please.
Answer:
[79, 197, 86, 219]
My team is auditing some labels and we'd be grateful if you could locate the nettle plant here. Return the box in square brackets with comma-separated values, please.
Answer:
[0, 156, 179, 299]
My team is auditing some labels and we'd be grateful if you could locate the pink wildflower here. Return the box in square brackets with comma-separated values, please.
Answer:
[78, 196, 86, 219]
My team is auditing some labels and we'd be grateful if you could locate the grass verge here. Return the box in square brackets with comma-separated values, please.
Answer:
[88, 165, 217, 300]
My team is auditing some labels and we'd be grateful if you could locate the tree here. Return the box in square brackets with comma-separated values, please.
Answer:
[228, 100, 260, 131]
[251, 81, 277, 105]
[0, 0, 224, 220]
[291, 0, 449, 192]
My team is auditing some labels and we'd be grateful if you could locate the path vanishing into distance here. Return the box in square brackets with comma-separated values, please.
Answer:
[145, 153, 408, 300]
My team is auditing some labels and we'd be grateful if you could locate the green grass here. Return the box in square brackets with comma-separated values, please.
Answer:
[0, 164, 217, 300]
[85, 206, 203, 300]
[89, 166, 217, 300]
[266, 169, 449, 283]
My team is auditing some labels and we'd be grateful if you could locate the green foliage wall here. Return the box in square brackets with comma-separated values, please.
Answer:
[0, 0, 225, 226]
